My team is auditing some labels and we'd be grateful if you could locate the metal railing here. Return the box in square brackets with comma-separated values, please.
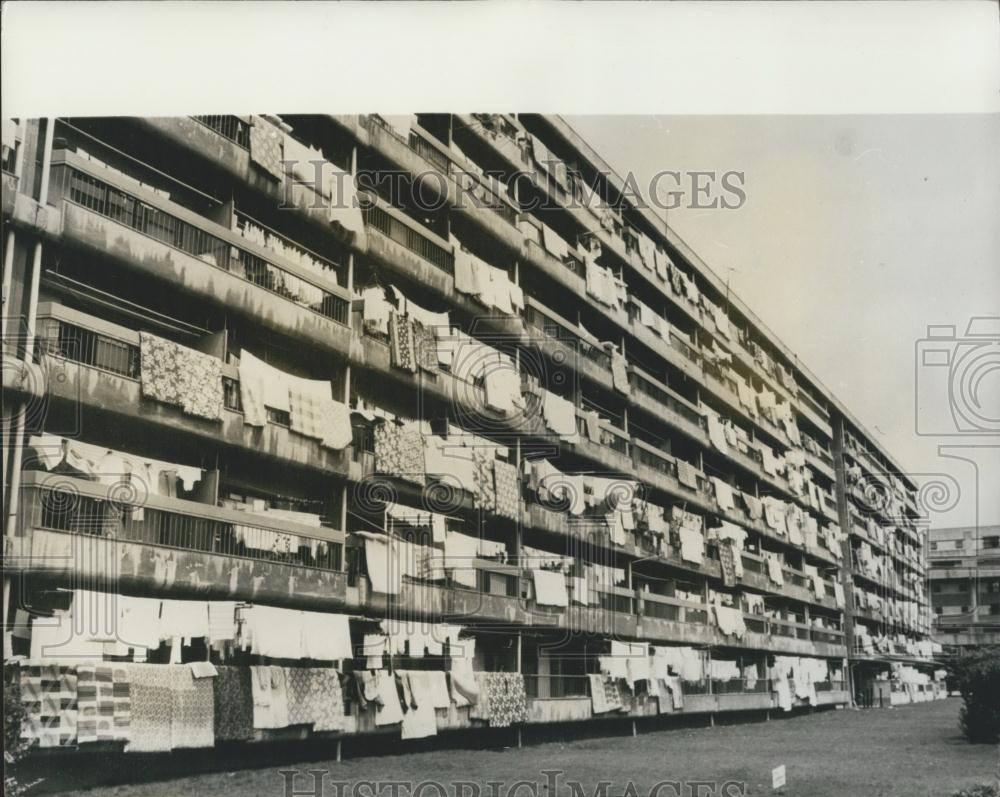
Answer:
[233, 212, 343, 282]
[524, 673, 590, 699]
[682, 678, 771, 696]
[631, 371, 704, 429]
[362, 202, 454, 274]
[815, 680, 846, 693]
[42, 321, 140, 379]
[53, 165, 350, 325]
[635, 444, 678, 480]
[367, 114, 518, 228]
[192, 115, 251, 149]
[408, 132, 452, 176]
[24, 481, 343, 571]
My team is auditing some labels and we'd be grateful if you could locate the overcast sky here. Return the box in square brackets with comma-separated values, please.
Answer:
[566, 114, 1000, 530]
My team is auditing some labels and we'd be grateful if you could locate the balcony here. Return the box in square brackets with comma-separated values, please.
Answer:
[46, 153, 354, 351]
[739, 552, 840, 612]
[361, 195, 454, 276]
[127, 117, 356, 249]
[191, 115, 251, 149]
[359, 116, 523, 252]
[524, 299, 615, 393]
[11, 471, 349, 610]
[36, 303, 357, 479]
[346, 562, 528, 627]
[630, 367, 707, 444]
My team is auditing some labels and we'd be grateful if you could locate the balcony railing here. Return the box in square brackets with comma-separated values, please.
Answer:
[52, 163, 350, 325]
[191, 115, 251, 149]
[631, 370, 704, 430]
[362, 202, 454, 274]
[682, 678, 772, 696]
[524, 673, 590, 700]
[20, 472, 344, 571]
[43, 320, 140, 379]
[366, 115, 519, 229]
[815, 680, 846, 693]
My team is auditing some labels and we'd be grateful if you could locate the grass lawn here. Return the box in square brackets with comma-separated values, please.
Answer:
[41, 698, 997, 797]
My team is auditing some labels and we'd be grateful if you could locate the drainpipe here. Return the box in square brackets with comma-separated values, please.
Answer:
[3, 119, 55, 628]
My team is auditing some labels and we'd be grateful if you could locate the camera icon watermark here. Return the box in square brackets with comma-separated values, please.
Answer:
[915, 317, 1000, 436]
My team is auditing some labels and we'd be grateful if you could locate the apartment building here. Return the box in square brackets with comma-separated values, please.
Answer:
[1, 114, 942, 762]
[929, 525, 1000, 653]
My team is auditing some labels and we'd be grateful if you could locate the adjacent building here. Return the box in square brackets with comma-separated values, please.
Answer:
[929, 525, 1000, 653]
[1, 114, 942, 762]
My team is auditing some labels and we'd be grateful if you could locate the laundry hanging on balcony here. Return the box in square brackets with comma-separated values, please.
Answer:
[484, 365, 524, 416]
[606, 343, 631, 394]
[785, 505, 805, 546]
[762, 497, 786, 531]
[704, 410, 729, 454]
[237, 349, 288, 422]
[29, 436, 204, 504]
[374, 420, 426, 485]
[588, 674, 624, 714]
[585, 260, 627, 311]
[539, 222, 572, 262]
[17, 662, 81, 749]
[709, 658, 741, 682]
[597, 641, 630, 682]
[470, 449, 498, 513]
[734, 378, 758, 418]
[742, 492, 763, 521]
[442, 529, 484, 589]
[712, 604, 746, 639]
[398, 671, 439, 740]
[676, 458, 701, 490]
[250, 665, 290, 729]
[493, 459, 520, 520]
[139, 332, 223, 421]
[764, 552, 785, 585]
[541, 389, 579, 442]
[635, 299, 670, 339]
[169, 664, 215, 749]
[212, 666, 254, 741]
[238, 605, 351, 661]
[623, 642, 651, 689]
[677, 524, 705, 565]
[249, 116, 286, 181]
[528, 458, 585, 516]
[803, 563, 824, 596]
[451, 236, 523, 316]
[637, 234, 657, 272]
[531, 568, 569, 607]
[710, 477, 736, 511]
[284, 667, 344, 732]
[709, 521, 746, 583]
[286, 386, 353, 450]
[471, 672, 529, 727]
[390, 309, 418, 372]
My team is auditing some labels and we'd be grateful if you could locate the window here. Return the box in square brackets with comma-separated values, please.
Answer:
[984, 536, 1000, 550]
[930, 542, 938, 551]
[934, 607, 943, 615]
[955, 540, 964, 549]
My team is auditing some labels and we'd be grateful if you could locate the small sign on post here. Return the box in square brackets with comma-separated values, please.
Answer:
[772, 765, 787, 791]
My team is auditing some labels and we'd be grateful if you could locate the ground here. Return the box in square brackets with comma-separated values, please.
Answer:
[39, 699, 997, 797]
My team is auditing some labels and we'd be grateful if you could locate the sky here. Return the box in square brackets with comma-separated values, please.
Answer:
[566, 115, 1000, 530]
